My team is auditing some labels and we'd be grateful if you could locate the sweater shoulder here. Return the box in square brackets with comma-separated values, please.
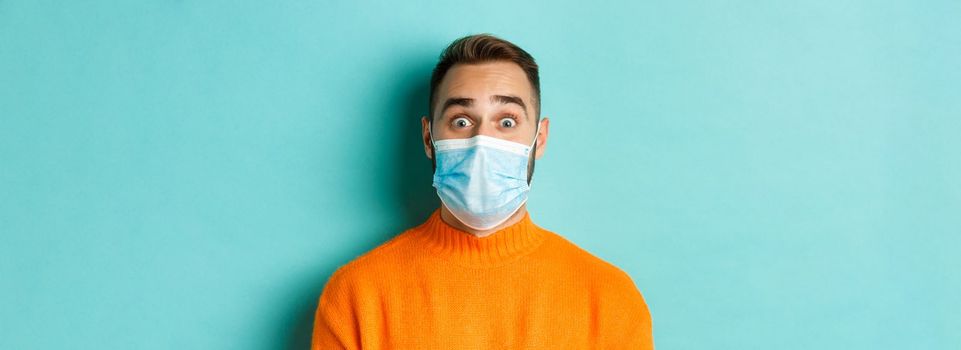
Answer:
[539, 229, 643, 293]
[537, 229, 653, 346]
[539, 229, 651, 318]
[323, 228, 416, 289]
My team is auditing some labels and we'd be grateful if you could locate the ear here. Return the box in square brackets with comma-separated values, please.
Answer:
[421, 116, 434, 160]
[533, 117, 549, 160]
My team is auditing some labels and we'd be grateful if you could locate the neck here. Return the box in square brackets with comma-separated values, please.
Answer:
[439, 203, 529, 238]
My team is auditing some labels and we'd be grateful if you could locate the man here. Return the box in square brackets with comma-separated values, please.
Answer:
[312, 33, 653, 349]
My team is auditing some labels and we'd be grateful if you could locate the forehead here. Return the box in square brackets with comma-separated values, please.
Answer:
[437, 61, 533, 103]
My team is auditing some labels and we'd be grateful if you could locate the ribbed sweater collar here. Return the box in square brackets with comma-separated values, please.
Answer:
[411, 208, 547, 267]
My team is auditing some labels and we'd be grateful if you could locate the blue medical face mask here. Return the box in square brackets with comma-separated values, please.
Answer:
[429, 123, 540, 231]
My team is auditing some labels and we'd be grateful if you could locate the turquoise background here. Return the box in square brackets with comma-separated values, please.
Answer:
[1, 1, 958, 349]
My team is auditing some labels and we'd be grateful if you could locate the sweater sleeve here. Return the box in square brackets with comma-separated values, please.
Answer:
[622, 289, 654, 350]
[604, 272, 655, 350]
[311, 269, 361, 350]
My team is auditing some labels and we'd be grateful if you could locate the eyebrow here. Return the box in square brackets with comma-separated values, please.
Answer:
[439, 95, 529, 119]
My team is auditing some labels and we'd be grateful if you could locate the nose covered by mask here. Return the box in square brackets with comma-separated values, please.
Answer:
[430, 123, 540, 231]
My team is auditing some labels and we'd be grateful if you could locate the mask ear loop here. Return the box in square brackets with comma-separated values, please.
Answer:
[428, 120, 436, 148]
[530, 123, 541, 148]
[526, 121, 541, 186]
[428, 120, 438, 172]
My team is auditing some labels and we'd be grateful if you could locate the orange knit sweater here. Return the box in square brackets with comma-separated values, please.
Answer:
[311, 208, 653, 349]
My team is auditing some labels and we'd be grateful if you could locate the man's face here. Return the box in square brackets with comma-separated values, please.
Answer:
[421, 61, 549, 170]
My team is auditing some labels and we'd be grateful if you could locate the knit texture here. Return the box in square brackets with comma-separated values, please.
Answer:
[311, 208, 653, 349]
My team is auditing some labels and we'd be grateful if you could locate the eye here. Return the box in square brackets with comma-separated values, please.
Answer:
[500, 115, 517, 128]
[451, 116, 472, 129]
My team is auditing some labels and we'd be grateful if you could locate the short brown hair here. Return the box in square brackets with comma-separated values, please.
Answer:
[428, 33, 541, 122]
